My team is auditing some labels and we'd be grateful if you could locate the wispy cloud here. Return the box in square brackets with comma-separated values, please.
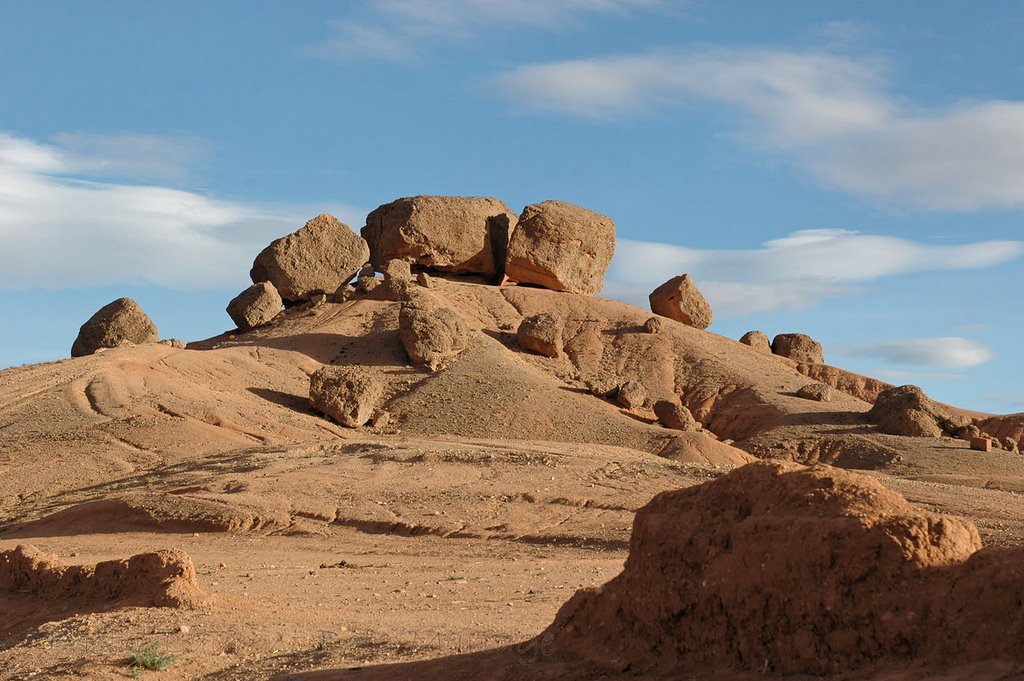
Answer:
[605, 229, 1024, 315]
[304, 0, 674, 63]
[0, 132, 359, 290]
[833, 337, 995, 369]
[493, 48, 1024, 210]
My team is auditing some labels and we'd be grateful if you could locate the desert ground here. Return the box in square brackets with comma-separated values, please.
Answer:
[3, 199, 1024, 680]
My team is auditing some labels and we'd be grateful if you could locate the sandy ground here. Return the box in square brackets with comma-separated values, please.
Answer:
[2, 279, 1023, 680]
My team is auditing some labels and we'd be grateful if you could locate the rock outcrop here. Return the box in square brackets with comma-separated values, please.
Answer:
[398, 298, 471, 371]
[250, 213, 369, 303]
[71, 298, 159, 357]
[544, 461, 1004, 675]
[516, 313, 562, 358]
[308, 365, 383, 428]
[868, 384, 948, 438]
[649, 274, 712, 329]
[772, 332, 825, 364]
[505, 200, 615, 295]
[226, 281, 282, 331]
[362, 196, 516, 278]
[739, 330, 771, 353]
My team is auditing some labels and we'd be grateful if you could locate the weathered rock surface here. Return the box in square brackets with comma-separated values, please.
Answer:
[772, 332, 825, 364]
[0, 544, 206, 609]
[643, 317, 662, 334]
[544, 461, 1003, 675]
[505, 200, 615, 295]
[398, 300, 471, 371]
[653, 400, 700, 431]
[516, 313, 562, 358]
[796, 382, 833, 402]
[250, 213, 369, 303]
[616, 380, 647, 410]
[362, 196, 516, 277]
[868, 384, 947, 438]
[71, 298, 159, 357]
[649, 274, 712, 329]
[739, 330, 771, 353]
[308, 365, 384, 428]
[226, 281, 282, 331]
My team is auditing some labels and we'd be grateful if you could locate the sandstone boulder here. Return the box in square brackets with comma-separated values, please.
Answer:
[649, 274, 712, 329]
[71, 298, 159, 357]
[739, 330, 771, 353]
[250, 214, 369, 303]
[868, 384, 946, 438]
[378, 259, 413, 301]
[772, 332, 824, 364]
[643, 317, 662, 334]
[226, 281, 282, 331]
[362, 196, 516, 278]
[398, 300, 471, 372]
[653, 400, 700, 431]
[516, 313, 562, 358]
[616, 380, 647, 410]
[796, 382, 833, 402]
[505, 200, 615, 295]
[308, 365, 384, 428]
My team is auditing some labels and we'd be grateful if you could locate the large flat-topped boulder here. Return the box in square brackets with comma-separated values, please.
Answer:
[250, 213, 369, 303]
[362, 196, 516, 277]
[505, 200, 615, 295]
[71, 297, 159, 357]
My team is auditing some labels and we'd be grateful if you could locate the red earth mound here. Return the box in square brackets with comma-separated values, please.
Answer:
[543, 461, 1024, 675]
[0, 544, 207, 639]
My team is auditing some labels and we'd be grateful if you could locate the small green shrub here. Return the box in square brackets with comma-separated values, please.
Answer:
[129, 644, 175, 672]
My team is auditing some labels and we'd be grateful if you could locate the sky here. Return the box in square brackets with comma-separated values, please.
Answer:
[0, 0, 1021, 413]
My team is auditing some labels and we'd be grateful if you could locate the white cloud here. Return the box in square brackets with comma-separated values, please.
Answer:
[304, 0, 674, 62]
[606, 229, 1024, 316]
[833, 337, 995, 369]
[493, 49, 1024, 210]
[0, 132, 359, 290]
[50, 132, 209, 183]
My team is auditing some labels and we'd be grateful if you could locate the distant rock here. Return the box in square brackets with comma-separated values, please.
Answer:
[308, 365, 383, 428]
[158, 339, 187, 349]
[649, 274, 712, 329]
[772, 333, 824, 364]
[226, 281, 282, 331]
[362, 196, 516, 278]
[616, 380, 647, 410]
[868, 385, 945, 438]
[796, 382, 834, 402]
[71, 298, 159, 357]
[653, 400, 700, 431]
[398, 299, 471, 372]
[516, 313, 562, 358]
[643, 317, 663, 334]
[505, 200, 615, 295]
[250, 213, 369, 303]
[739, 330, 771, 353]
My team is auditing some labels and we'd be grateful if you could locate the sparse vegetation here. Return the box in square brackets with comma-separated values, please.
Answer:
[128, 645, 175, 673]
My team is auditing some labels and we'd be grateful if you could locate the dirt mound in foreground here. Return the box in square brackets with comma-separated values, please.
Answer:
[0, 544, 207, 640]
[544, 461, 1024, 675]
[1, 544, 206, 609]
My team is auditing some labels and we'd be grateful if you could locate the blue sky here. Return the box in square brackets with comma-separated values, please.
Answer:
[0, 0, 1022, 412]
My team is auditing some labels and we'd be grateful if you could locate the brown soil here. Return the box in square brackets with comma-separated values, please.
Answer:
[1, 278, 1023, 680]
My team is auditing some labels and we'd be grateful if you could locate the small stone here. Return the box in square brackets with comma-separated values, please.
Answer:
[796, 383, 834, 402]
[643, 317, 663, 334]
[616, 380, 647, 410]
